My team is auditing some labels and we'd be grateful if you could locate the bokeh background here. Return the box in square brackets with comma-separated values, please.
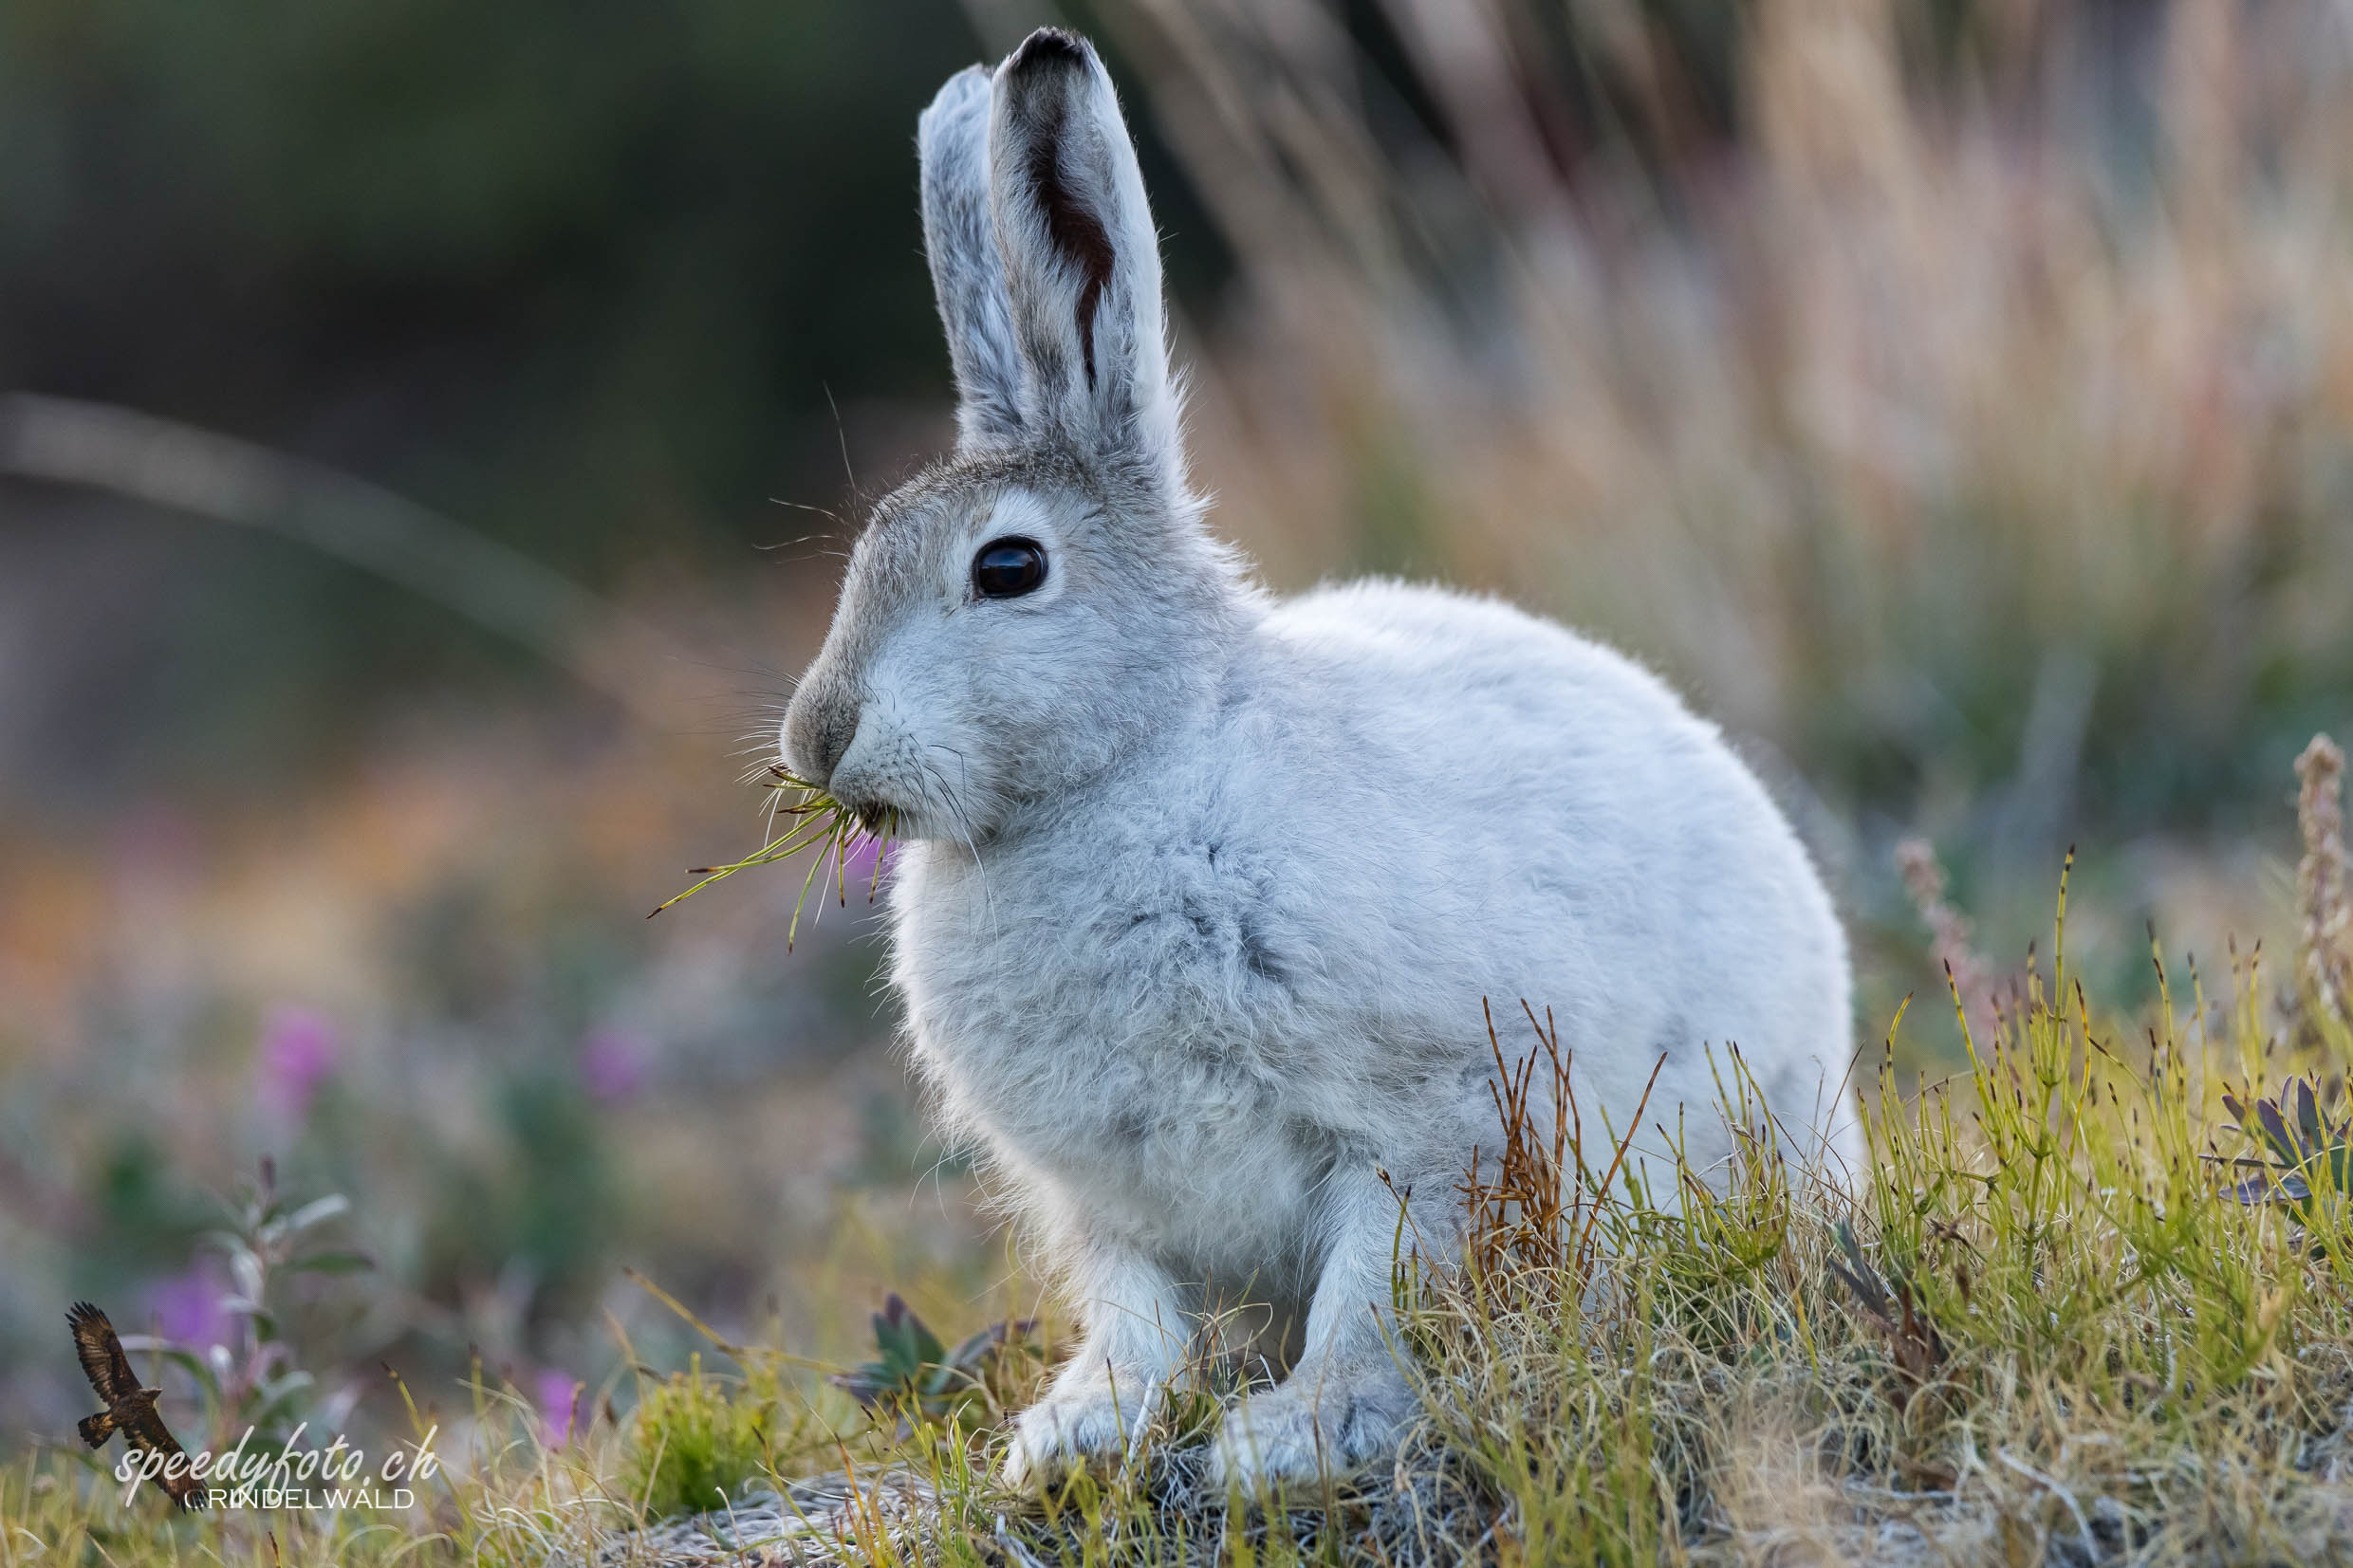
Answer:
[3, 0, 2349, 1447]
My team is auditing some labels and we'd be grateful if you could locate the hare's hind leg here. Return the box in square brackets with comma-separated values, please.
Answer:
[1208, 1164, 1451, 1489]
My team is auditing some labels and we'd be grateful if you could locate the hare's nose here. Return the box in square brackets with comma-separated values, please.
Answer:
[782, 689, 860, 789]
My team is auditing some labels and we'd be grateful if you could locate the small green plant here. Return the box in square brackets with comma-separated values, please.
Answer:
[621, 1355, 776, 1522]
[828, 1294, 1033, 1430]
[647, 764, 897, 943]
[130, 1156, 371, 1452]
[2220, 1075, 2353, 1214]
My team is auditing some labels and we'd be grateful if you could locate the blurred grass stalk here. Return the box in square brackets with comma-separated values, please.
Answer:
[0, 393, 702, 728]
[1070, 0, 2353, 851]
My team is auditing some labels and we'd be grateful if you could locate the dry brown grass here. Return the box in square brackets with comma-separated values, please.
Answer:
[1050, 0, 2353, 857]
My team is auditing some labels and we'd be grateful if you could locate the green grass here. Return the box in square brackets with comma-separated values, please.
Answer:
[647, 765, 894, 944]
[10, 755, 2353, 1564]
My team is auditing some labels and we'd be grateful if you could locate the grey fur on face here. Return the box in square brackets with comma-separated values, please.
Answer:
[780, 26, 1862, 1492]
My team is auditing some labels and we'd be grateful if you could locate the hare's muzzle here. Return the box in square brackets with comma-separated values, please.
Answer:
[781, 675, 860, 793]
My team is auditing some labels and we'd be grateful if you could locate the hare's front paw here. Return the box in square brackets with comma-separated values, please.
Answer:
[1206, 1368, 1413, 1491]
[999, 1378, 1160, 1488]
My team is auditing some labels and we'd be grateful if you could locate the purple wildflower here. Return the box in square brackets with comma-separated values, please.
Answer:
[257, 1006, 338, 1119]
[148, 1257, 235, 1351]
[537, 1368, 584, 1448]
[579, 1030, 647, 1106]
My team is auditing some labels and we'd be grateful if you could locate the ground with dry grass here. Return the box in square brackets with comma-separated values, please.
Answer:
[8, 743, 2353, 1565]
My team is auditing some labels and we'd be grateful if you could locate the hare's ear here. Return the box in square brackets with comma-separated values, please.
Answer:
[919, 65, 1026, 450]
[988, 30, 1180, 482]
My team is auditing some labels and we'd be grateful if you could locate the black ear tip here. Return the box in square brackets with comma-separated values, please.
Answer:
[1006, 27, 1093, 75]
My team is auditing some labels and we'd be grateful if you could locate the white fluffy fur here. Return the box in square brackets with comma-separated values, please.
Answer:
[783, 28, 1862, 1490]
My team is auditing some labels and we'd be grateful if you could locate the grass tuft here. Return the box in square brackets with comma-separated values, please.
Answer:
[647, 764, 897, 943]
[619, 1355, 779, 1524]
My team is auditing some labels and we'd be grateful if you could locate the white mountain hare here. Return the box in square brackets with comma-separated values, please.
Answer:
[780, 28, 1862, 1490]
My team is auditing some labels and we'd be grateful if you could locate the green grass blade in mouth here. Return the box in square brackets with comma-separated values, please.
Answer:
[649, 768, 898, 938]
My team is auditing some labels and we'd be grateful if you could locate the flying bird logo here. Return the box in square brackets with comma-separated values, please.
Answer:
[66, 1301, 205, 1509]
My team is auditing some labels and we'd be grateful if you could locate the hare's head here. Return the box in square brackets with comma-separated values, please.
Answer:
[783, 30, 1245, 844]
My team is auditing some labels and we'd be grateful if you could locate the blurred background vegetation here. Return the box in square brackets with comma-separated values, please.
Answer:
[1, 0, 2347, 1462]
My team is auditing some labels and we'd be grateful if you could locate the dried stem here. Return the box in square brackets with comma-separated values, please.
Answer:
[2297, 734, 2352, 1024]
[1895, 837, 1996, 1040]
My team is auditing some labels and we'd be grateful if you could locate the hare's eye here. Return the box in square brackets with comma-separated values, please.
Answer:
[972, 537, 1047, 600]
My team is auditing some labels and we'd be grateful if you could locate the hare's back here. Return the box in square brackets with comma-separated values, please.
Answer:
[1268, 579, 1716, 776]
[1263, 577, 1833, 995]
[1260, 579, 1852, 1157]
